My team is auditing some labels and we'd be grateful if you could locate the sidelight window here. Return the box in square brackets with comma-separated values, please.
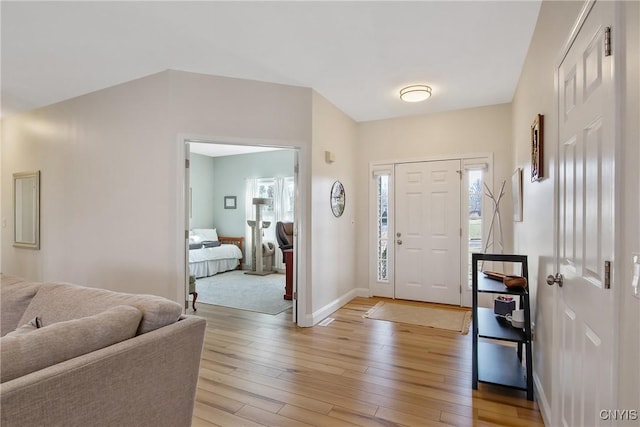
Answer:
[376, 174, 390, 281]
[467, 169, 484, 283]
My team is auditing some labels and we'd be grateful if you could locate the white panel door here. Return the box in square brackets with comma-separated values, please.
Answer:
[556, 2, 616, 426]
[395, 160, 461, 305]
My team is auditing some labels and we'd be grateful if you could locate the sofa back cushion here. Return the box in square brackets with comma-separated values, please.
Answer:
[1, 305, 142, 383]
[18, 283, 183, 335]
[1, 276, 42, 337]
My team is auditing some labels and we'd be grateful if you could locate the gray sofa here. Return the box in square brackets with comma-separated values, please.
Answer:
[0, 275, 206, 427]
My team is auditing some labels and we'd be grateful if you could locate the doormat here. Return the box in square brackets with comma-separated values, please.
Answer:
[364, 301, 472, 334]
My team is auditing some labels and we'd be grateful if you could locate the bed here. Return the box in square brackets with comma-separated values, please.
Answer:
[188, 228, 244, 278]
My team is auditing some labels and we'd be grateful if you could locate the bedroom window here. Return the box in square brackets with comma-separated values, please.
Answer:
[376, 174, 390, 282]
[256, 178, 276, 214]
[245, 176, 294, 269]
[253, 177, 294, 228]
[282, 177, 295, 221]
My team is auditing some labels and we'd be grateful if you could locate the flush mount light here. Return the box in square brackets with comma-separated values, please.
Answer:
[400, 85, 432, 102]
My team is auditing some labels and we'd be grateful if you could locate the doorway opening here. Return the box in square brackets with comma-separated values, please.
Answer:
[184, 141, 299, 322]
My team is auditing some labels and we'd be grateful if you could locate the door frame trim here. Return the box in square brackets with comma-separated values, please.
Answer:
[175, 134, 305, 325]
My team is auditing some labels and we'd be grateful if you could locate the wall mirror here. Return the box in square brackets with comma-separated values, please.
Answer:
[14, 171, 40, 249]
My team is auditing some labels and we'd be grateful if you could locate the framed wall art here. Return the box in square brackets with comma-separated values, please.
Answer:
[13, 170, 41, 249]
[224, 196, 237, 209]
[531, 114, 544, 182]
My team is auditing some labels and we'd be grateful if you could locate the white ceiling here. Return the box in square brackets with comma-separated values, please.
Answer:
[1, 1, 541, 122]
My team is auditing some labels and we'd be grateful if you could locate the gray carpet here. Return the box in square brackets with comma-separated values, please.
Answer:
[196, 270, 292, 315]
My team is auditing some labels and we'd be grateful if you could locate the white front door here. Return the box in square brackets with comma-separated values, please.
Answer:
[555, 2, 616, 425]
[395, 160, 461, 305]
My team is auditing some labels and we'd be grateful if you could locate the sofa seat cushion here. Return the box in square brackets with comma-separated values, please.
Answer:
[1, 275, 42, 337]
[18, 283, 182, 335]
[1, 305, 142, 383]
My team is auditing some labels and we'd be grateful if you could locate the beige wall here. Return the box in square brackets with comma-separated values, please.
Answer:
[167, 70, 311, 143]
[512, 0, 640, 422]
[355, 103, 513, 296]
[1, 72, 174, 296]
[310, 91, 359, 321]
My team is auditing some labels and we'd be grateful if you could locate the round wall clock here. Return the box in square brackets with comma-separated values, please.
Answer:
[330, 181, 345, 217]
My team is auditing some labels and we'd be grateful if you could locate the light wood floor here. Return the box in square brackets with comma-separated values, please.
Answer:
[192, 297, 544, 427]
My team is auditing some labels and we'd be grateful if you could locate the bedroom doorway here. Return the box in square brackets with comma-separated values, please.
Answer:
[183, 140, 299, 322]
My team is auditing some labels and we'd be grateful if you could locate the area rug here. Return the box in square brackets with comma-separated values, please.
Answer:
[364, 301, 472, 334]
[196, 270, 292, 315]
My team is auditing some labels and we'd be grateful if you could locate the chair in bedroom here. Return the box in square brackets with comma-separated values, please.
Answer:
[275, 221, 294, 256]
[276, 221, 295, 300]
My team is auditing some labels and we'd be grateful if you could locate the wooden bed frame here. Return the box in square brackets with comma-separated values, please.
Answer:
[218, 236, 244, 270]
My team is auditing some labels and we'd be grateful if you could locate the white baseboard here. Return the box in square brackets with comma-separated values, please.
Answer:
[303, 287, 370, 326]
[534, 372, 552, 427]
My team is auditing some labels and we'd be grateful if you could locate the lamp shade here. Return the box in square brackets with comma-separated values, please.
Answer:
[400, 85, 432, 102]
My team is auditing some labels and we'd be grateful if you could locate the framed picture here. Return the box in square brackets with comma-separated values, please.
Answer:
[531, 114, 544, 182]
[512, 168, 523, 222]
[224, 196, 237, 209]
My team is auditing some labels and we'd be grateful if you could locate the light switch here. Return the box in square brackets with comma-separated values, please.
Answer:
[632, 253, 640, 299]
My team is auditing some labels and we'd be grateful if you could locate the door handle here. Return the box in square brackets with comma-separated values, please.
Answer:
[546, 273, 563, 287]
[397, 239, 402, 245]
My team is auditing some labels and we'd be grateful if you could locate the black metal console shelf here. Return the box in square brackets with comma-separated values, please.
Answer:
[471, 253, 534, 401]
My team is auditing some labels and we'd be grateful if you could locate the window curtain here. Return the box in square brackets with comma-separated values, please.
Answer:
[244, 178, 257, 268]
[273, 178, 286, 269]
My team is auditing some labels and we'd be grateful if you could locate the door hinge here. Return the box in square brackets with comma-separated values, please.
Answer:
[604, 260, 611, 289]
[185, 158, 190, 168]
[456, 170, 462, 179]
[185, 230, 189, 239]
[460, 228, 462, 237]
[604, 26, 612, 57]
[293, 291, 297, 300]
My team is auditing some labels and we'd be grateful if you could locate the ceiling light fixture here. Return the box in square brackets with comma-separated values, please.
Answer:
[400, 85, 432, 102]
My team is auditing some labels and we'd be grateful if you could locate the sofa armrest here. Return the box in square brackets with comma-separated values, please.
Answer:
[1, 316, 206, 427]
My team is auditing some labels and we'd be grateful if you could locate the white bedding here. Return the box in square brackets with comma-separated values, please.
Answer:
[189, 244, 242, 264]
[189, 243, 243, 278]
[190, 258, 239, 278]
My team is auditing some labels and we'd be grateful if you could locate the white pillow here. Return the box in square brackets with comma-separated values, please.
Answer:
[188, 230, 201, 244]
[192, 228, 218, 242]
